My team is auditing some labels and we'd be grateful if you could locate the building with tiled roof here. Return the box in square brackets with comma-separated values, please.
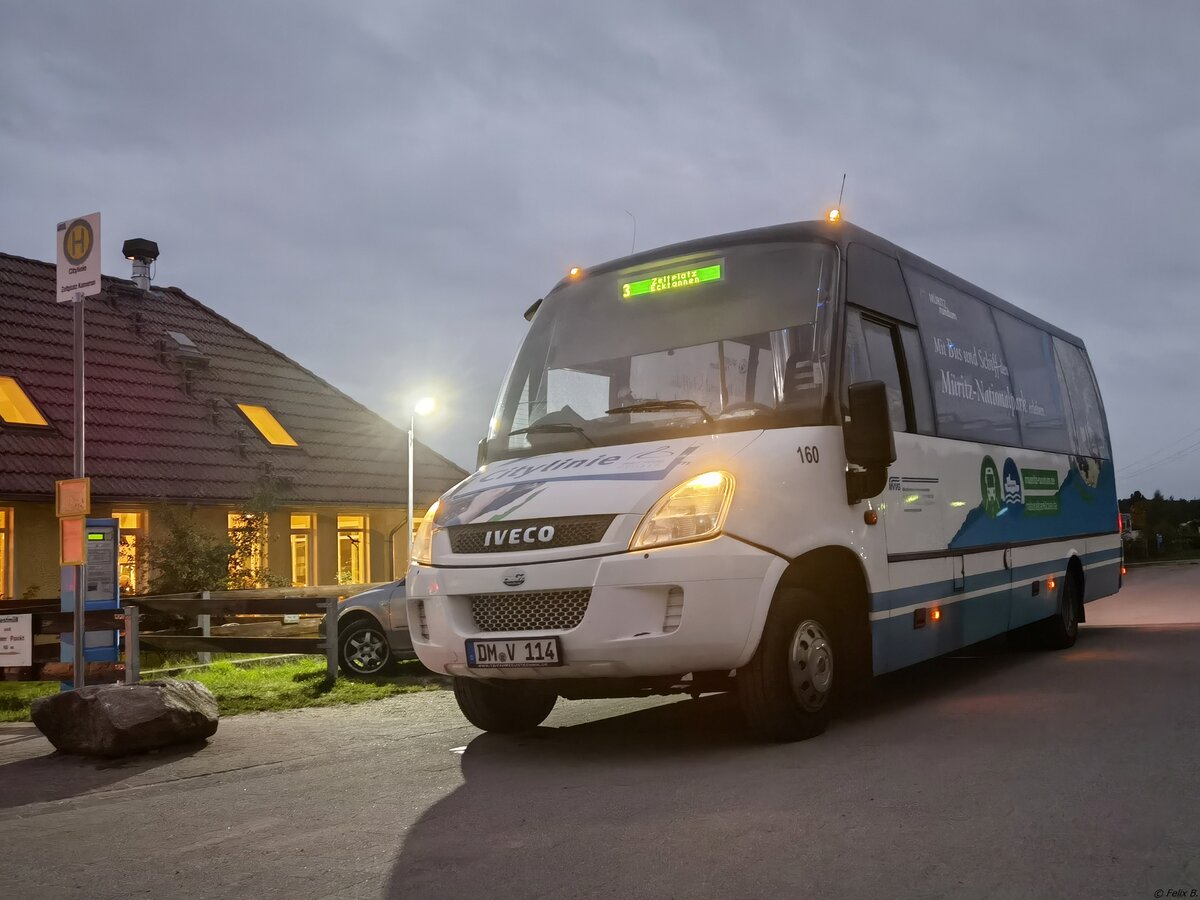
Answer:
[0, 250, 467, 600]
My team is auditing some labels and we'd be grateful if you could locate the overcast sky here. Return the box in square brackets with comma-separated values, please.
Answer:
[3, 1, 1199, 497]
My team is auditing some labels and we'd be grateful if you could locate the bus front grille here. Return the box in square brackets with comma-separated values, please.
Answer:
[469, 589, 591, 633]
[448, 516, 615, 554]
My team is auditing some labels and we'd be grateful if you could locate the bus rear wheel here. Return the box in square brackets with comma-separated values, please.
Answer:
[452, 677, 558, 733]
[737, 588, 835, 742]
[1035, 568, 1082, 649]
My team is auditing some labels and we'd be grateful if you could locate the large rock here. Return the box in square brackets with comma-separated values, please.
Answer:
[31, 680, 219, 757]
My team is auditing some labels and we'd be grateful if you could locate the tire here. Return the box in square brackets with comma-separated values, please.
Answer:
[1034, 568, 1081, 650]
[452, 677, 558, 733]
[338, 617, 398, 677]
[737, 588, 837, 742]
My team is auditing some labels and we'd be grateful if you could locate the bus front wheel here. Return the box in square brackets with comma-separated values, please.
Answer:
[452, 677, 558, 733]
[737, 588, 835, 742]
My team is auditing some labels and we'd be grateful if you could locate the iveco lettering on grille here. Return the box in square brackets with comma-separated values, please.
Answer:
[483, 525, 556, 548]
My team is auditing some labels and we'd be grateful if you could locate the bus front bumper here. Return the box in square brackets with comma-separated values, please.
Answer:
[406, 536, 786, 680]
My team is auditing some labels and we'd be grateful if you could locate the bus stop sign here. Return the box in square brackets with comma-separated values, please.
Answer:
[56, 212, 102, 301]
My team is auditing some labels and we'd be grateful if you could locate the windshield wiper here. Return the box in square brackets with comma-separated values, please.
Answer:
[508, 422, 596, 446]
[606, 399, 714, 425]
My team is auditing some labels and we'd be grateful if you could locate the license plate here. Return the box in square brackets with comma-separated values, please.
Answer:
[466, 637, 563, 668]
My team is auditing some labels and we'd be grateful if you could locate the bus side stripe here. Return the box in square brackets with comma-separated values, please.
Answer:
[869, 547, 1121, 619]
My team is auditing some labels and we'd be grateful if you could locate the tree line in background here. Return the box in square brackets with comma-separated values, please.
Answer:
[1120, 491, 1200, 560]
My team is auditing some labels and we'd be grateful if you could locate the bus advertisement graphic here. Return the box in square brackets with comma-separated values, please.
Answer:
[1002, 458, 1023, 509]
[980, 456, 1001, 517]
[1022, 467, 1061, 516]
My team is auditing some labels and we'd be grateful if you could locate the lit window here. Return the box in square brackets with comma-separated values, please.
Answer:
[229, 512, 268, 585]
[0, 508, 11, 600]
[337, 515, 368, 584]
[114, 510, 148, 595]
[290, 514, 315, 587]
[237, 403, 298, 447]
[0, 376, 49, 427]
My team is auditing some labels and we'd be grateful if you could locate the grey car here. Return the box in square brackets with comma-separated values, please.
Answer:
[323, 579, 415, 677]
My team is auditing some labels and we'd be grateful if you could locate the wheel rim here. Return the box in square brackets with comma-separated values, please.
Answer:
[788, 619, 833, 712]
[346, 628, 388, 673]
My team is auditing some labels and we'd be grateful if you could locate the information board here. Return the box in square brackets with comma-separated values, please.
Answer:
[85, 523, 117, 601]
[0, 614, 32, 667]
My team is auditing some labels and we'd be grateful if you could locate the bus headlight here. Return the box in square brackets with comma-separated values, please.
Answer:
[629, 471, 735, 551]
[411, 500, 441, 566]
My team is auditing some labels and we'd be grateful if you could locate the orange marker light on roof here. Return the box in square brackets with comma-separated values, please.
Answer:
[827, 208, 841, 223]
[568, 266, 582, 278]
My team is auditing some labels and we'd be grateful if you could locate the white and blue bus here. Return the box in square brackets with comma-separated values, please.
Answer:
[407, 216, 1121, 741]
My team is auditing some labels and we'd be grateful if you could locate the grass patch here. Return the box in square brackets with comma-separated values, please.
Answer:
[0, 658, 445, 723]
[188, 658, 442, 716]
[140, 650, 271, 671]
[0, 682, 56, 723]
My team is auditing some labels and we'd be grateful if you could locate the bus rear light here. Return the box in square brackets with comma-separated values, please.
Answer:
[1121, 566, 1127, 576]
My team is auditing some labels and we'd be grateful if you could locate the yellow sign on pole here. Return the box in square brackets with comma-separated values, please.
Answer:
[60, 516, 87, 566]
[56, 477, 91, 518]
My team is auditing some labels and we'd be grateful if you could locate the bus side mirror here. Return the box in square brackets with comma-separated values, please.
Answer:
[844, 380, 896, 503]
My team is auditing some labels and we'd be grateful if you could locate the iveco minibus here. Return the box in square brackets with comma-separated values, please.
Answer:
[407, 216, 1120, 741]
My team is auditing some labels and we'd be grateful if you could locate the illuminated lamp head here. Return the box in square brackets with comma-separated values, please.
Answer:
[827, 208, 841, 223]
[568, 266, 583, 279]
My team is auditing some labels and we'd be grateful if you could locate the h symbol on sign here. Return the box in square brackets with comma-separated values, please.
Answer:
[68, 230, 87, 258]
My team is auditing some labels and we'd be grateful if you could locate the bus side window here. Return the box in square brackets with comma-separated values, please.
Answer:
[898, 326, 935, 434]
[1053, 338, 1111, 458]
[846, 309, 908, 432]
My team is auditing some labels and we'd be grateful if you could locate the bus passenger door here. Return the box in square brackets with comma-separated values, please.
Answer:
[844, 308, 949, 671]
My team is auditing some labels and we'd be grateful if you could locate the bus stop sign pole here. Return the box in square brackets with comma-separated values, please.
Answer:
[57, 212, 101, 689]
[72, 294, 86, 687]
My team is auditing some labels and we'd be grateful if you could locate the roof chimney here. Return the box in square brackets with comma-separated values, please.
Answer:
[121, 238, 160, 291]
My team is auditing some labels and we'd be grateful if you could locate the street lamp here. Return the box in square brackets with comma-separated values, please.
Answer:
[408, 397, 437, 569]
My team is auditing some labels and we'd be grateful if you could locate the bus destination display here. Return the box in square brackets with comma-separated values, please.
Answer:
[621, 262, 722, 299]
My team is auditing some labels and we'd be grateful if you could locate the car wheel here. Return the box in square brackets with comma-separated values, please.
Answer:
[452, 677, 557, 733]
[737, 588, 836, 742]
[339, 618, 398, 677]
[1035, 568, 1081, 650]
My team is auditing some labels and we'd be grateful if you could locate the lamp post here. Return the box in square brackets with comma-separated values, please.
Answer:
[408, 396, 437, 571]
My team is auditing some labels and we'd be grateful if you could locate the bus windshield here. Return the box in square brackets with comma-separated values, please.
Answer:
[486, 240, 837, 460]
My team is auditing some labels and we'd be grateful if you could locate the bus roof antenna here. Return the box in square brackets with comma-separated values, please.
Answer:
[838, 173, 846, 209]
[624, 209, 637, 255]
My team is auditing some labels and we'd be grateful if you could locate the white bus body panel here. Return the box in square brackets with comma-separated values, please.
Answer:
[408, 424, 1120, 682]
[408, 427, 867, 679]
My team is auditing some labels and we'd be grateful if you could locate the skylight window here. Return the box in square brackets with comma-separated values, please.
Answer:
[165, 330, 197, 349]
[237, 403, 298, 446]
[0, 376, 49, 427]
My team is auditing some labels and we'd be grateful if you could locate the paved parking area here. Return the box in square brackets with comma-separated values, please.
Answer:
[1, 564, 1197, 899]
